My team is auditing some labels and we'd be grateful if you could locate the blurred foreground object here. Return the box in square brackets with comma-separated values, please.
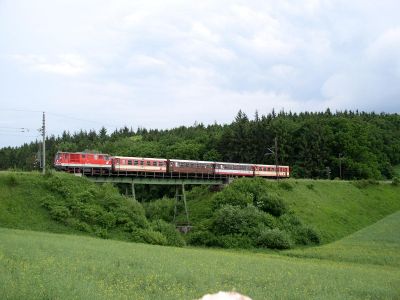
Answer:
[199, 291, 252, 300]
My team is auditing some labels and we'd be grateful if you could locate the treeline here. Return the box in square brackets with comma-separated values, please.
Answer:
[1, 109, 399, 179]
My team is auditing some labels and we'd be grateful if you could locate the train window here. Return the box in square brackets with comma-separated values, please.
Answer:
[128, 160, 132, 165]
[98, 155, 103, 160]
[104, 155, 109, 160]
[146, 161, 151, 166]
[82, 154, 86, 158]
[140, 161, 144, 166]
[153, 161, 157, 166]
[134, 160, 138, 165]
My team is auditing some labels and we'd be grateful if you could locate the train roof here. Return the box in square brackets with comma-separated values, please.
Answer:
[214, 161, 254, 166]
[56, 151, 110, 155]
[113, 156, 167, 161]
[169, 159, 214, 164]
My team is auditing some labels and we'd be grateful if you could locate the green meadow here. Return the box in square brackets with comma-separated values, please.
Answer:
[1, 211, 399, 299]
[1, 172, 400, 299]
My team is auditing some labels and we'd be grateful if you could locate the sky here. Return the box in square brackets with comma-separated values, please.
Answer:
[0, 0, 399, 147]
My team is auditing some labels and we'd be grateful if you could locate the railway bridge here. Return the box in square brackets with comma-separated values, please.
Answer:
[85, 174, 229, 231]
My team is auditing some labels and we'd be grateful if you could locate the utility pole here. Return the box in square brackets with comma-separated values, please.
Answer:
[265, 136, 280, 181]
[275, 137, 279, 181]
[42, 112, 46, 174]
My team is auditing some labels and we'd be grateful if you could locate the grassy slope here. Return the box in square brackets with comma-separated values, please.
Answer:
[0, 172, 77, 234]
[185, 180, 400, 244]
[274, 179, 400, 243]
[284, 210, 400, 267]
[2, 172, 399, 246]
[1, 212, 399, 300]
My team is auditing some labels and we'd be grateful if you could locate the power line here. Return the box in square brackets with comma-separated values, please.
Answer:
[46, 111, 120, 128]
[0, 133, 40, 138]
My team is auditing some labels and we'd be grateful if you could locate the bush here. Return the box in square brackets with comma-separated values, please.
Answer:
[257, 228, 293, 249]
[392, 177, 400, 186]
[292, 226, 321, 245]
[131, 228, 167, 246]
[65, 218, 92, 232]
[278, 213, 321, 246]
[255, 193, 287, 217]
[213, 189, 253, 209]
[218, 234, 254, 249]
[49, 205, 71, 221]
[186, 230, 220, 247]
[278, 181, 293, 191]
[212, 205, 276, 236]
[353, 179, 379, 189]
[151, 220, 186, 247]
[144, 198, 175, 222]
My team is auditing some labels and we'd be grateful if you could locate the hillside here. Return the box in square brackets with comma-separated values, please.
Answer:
[175, 179, 400, 244]
[285, 210, 400, 267]
[1, 211, 399, 299]
[1, 172, 400, 247]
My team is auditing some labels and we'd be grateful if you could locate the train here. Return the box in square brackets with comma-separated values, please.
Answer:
[54, 151, 290, 178]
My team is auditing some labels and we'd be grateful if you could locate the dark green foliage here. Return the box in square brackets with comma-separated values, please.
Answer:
[211, 205, 272, 236]
[130, 228, 167, 246]
[144, 198, 175, 222]
[212, 189, 253, 209]
[40, 175, 151, 237]
[392, 177, 400, 186]
[218, 234, 254, 249]
[278, 181, 293, 191]
[257, 228, 293, 249]
[1, 110, 399, 180]
[255, 193, 287, 217]
[353, 179, 380, 189]
[186, 230, 220, 247]
[151, 220, 186, 247]
[279, 214, 320, 245]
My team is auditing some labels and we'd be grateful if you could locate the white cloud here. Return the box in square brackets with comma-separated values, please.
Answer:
[11, 54, 89, 76]
[1, 0, 400, 147]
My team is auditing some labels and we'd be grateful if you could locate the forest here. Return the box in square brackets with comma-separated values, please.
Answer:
[1, 109, 399, 180]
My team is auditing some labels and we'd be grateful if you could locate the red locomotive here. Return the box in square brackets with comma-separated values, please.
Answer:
[54, 151, 290, 178]
[54, 152, 112, 174]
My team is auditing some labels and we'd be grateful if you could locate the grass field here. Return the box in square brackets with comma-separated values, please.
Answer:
[1, 210, 400, 299]
[276, 179, 400, 243]
[285, 210, 400, 267]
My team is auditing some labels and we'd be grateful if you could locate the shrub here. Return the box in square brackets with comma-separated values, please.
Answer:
[44, 176, 71, 198]
[213, 189, 253, 209]
[306, 183, 314, 190]
[49, 205, 71, 221]
[212, 205, 276, 236]
[353, 179, 379, 189]
[257, 228, 293, 249]
[278, 213, 321, 246]
[131, 228, 167, 246]
[218, 234, 254, 249]
[65, 218, 92, 232]
[151, 220, 186, 247]
[392, 177, 400, 186]
[144, 198, 175, 222]
[292, 226, 321, 245]
[255, 193, 287, 217]
[186, 230, 220, 247]
[278, 181, 293, 191]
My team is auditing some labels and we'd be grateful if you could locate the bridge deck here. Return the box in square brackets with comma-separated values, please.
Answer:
[86, 175, 227, 185]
